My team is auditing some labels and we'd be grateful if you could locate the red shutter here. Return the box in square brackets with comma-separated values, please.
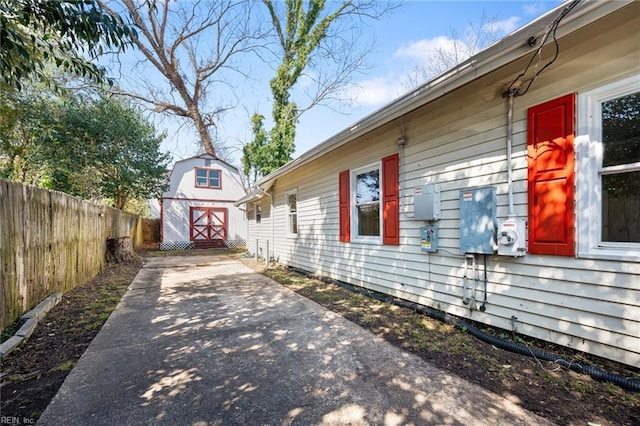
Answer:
[339, 170, 350, 242]
[527, 93, 575, 256]
[382, 153, 400, 245]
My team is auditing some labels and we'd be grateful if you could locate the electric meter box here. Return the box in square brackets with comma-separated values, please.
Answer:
[414, 184, 441, 220]
[420, 225, 439, 253]
[459, 187, 496, 254]
[497, 218, 527, 257]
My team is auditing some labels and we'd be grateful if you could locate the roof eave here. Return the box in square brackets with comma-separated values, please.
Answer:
[250, 0, 626, 189]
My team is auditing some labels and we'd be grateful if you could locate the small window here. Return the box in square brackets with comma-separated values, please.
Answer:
[352, 163, 381, 242]
[286, 190, 298, 236]
[195, 168, 222, 189]
[577, 74, 640, 260]
[255, 203, 262, 224]
[339, 154, 398, 245]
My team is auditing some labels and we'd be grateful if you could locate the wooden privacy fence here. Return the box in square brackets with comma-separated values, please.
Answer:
[0, 179, 143, 332]
[142, 218, 160, 245]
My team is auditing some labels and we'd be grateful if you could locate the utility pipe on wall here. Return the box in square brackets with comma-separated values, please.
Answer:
[506, 92, 516, 219]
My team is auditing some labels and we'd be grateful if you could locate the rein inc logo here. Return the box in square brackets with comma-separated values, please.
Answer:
[1, 417, 35, 425]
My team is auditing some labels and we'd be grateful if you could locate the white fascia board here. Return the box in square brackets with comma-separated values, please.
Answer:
[234, 180, 274, 206]
[254, 0, 630, 189]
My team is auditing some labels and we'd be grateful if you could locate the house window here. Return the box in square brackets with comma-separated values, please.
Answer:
[577, 74, 640, 260]
[255, 203, 262, 224]
[195, 168, 221, 189]
[352, 163, 381, 242]
[286, 190, 298, 236]
[339, 154, 399, 245]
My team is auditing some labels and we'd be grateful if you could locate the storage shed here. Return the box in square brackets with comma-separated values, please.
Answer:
[161, 154, 246, 249]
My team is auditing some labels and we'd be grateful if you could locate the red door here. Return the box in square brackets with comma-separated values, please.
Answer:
[190, 207, 227, 247]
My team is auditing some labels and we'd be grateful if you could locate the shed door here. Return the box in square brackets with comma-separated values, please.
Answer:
[190, 207, 227, 241]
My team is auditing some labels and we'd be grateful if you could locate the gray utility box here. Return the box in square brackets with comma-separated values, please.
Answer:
[420, 225, 439, 253]
[414, 183, 441, 220]
[459, 187, 497, 254]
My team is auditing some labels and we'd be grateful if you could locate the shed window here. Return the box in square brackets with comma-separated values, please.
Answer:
[577, 74, 640, 261]
[195, 168, 221, 189]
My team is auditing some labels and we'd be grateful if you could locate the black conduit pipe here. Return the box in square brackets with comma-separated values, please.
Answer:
[285, 266, 640, 392]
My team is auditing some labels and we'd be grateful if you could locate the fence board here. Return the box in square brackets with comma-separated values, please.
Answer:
[0, 180, 140, 331]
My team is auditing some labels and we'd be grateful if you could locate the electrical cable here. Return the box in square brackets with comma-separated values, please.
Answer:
[504, 0, 581, 98]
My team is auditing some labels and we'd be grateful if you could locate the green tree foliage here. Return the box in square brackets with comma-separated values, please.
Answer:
[72, 96, 172, 209]
[243, 0, 393, 183]
[0, 89, 171, 211]
[242, 114, 270, 182]
[0, 0, 136, 90]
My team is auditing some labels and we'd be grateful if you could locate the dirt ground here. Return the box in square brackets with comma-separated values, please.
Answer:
[1, 249, 638, 425]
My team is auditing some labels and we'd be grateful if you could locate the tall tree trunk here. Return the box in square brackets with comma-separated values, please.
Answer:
[189, 105, 216, 157]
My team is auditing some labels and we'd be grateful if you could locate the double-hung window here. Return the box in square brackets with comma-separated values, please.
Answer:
[577, 74, 640, 260]
[286, 190, 298, 236]
[195, 168, 221, 189]
[352, 164, 381, 242]
[339, 154, 399, 245]
[255, 202, 262, 224]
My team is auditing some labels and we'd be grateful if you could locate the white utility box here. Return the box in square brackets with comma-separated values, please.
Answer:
[497, 218, 527, 257]
[414, 184, 441, 221]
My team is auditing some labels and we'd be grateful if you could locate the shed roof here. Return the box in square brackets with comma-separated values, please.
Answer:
[172, 153, 239, 172]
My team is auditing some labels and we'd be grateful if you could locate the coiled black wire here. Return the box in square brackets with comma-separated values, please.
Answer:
[286, 266, 640, 392]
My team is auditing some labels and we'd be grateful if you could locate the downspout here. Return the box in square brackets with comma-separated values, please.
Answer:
[506, 92, 516, 219]
[159, 198, 164, 243]
[255, 185, 274, 267]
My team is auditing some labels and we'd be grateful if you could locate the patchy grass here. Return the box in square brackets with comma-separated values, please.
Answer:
[50, 360, 75, 373]
[241, 260, 640, 426]
[1, 317, 25, 344]
[0, 260, 142, 422]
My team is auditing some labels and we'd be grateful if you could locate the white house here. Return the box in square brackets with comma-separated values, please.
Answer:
[237, 0, 640, 367]
[161, 153, 246, 249]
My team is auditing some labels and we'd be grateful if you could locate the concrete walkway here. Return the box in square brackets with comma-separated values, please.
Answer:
[38, 256, 553, 426]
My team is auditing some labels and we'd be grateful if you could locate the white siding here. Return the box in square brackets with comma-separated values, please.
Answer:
[161, 155, 246, 243]
[247, 199, 273, 260]
[245, 4, 640, 366]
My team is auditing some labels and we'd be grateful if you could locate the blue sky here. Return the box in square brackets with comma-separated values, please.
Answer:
[111, 1, 561, 167]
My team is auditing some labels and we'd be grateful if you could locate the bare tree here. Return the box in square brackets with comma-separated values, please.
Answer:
[242, 0, 398, 181]
[98, 0, 268, 158]
[263, 0, 397, 118]
[401, 12, 502, 91]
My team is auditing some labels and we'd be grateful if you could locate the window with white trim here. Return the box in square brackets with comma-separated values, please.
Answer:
[195, 168, 221, 189]
[255, 202, 262, 224]
[351, 163, 381, 242]
[286, 190, 298, 236]
[577, 74, 640, 260]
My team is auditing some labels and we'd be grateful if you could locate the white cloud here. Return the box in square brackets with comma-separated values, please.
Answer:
[484, 16, 521, 36]
[523, 2, 546, 16]
[343, 76, 402, 107]
[394, 36, 458, 62]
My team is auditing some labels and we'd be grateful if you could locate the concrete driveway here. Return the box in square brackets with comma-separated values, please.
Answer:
[38, 255, 553, 425]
